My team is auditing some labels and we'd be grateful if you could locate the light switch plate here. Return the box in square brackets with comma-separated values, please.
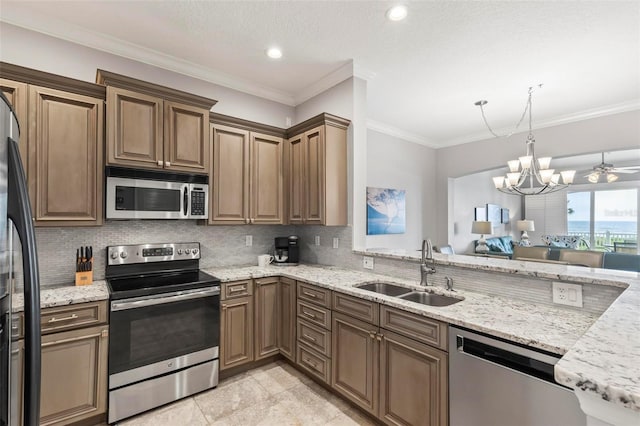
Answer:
[245, 235, 253, 247]
[552, 282, 583, 307]
[363, 256, 374, 269]
[333, 238, 339, 249]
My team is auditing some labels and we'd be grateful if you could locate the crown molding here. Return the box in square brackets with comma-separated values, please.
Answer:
[440, 99, 640, 148]
[354, 64, 377, 81]
[367, 119, 438, 148]
[1, 9, 297, 106]
[293, 62, 354, 105]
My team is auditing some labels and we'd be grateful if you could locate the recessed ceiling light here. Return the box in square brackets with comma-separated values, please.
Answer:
[386, 5, 408, 21]
[266, 47, 283, 59]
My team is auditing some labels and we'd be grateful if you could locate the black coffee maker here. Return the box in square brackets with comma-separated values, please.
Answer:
[274, 236, 299, 265]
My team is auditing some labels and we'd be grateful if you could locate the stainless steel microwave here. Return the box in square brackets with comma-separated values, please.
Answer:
[105, 167, 209, 220]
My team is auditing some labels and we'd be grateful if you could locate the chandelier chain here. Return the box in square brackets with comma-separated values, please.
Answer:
[478, 85, 541, 138]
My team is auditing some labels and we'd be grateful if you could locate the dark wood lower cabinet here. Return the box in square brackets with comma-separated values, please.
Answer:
[331, 312, 379, 416]
[39, 324, 108, 426]
[278, 277, 296, 361]
[254, 278, 279, 360]
[380, 330, 448, 426]
[220, 295, 254, 370]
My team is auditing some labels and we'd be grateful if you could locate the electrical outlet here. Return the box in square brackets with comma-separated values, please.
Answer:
[363, 256, 374, 269]
[552, 282, 583, 307]
[333, 237, 339, 249]
[245, 235, 253, 247]
[314, 235, 320, 246]
[286, 116, 292, 127]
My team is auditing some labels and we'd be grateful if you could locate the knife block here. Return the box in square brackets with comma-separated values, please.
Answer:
[75, 270, 93, 286]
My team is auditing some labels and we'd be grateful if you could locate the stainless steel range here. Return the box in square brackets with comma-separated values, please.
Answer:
[105, 242, 220, 423]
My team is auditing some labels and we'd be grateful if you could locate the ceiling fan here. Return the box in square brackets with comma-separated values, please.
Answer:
[584, 152, 640, 183]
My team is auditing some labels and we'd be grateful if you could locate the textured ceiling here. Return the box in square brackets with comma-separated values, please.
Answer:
[1, 1, 639, 147]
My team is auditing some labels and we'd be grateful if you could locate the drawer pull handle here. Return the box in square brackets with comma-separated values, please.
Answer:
[47, 314, 78, 323]
[303, 311, 316, 319]
[229, 286, 247, 293]
[302, 334, 316, 342]
[304, 357, 318, 368]
[302, 291, 317, 298]
[11, 325, 19, 330]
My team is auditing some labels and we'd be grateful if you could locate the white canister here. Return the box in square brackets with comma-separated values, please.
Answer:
[258, 254, 274, 267]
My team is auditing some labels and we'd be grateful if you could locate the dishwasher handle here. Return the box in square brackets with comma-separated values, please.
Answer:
[456, 334, 559, 385]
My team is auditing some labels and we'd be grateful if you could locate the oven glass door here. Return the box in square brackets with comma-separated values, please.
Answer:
[109, 290, 219, 375]
[106, 177, 188, 219]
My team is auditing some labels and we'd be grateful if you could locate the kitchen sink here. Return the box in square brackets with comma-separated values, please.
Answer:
[398, 292, 461, 307]
[355, 282, 413, 297]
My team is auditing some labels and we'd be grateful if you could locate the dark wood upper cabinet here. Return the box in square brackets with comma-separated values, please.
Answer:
[97, 70, 216, 175]
[0, 78, 29, 171]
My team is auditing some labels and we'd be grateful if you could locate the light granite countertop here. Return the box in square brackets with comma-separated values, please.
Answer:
[12, 257, 640, 414]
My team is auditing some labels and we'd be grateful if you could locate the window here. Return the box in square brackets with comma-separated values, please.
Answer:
[567, 188, 638, 251]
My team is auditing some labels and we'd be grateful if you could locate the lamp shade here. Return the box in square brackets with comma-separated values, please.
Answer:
[516, 220, 535, 232]
[471, 221, 492, 235]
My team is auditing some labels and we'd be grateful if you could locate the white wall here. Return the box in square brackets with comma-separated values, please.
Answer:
[435, 110, 640, 246]
[294, 77, 354, 123]
[0, 23, 295, 127]
[366, 130, 436, 250]
[450, 169, 523, 253]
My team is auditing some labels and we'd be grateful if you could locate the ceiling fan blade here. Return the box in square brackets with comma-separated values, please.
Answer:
[610, 169, 638, 174]
[612, 165, 640, 170]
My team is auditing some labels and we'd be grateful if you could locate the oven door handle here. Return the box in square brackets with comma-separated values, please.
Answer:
[111, 287, 220, 311]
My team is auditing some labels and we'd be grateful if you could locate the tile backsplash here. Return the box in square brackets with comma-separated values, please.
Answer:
[35, 221, 293, 287]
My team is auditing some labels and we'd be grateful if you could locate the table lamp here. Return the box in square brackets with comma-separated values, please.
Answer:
[472, 221, 492, 253]
[516, 220, 535, 246]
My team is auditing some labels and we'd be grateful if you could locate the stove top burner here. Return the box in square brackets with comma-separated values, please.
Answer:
[105, 242, 220, 300]
[108, 270, 220, 300]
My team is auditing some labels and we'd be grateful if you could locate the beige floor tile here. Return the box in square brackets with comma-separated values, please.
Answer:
[212, 396, 301, 426]
[326, 407, 378, 426]
[249, 362, 311, 396]
[194, 374, 272, 422]
[274, 382, 349, 425]
[117, 397, 208, 426]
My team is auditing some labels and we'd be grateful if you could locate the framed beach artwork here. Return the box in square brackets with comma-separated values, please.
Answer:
[367, 187, 406, 235]
[501, 208, 510, 224]
[486, 203, 501, 226]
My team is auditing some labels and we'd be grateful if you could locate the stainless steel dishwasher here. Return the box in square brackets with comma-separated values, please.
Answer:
[449, 326, 586, 426]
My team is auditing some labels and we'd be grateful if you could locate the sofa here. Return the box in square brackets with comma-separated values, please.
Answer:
[474, 236, 513, 257]
[544, 247, 640, 273]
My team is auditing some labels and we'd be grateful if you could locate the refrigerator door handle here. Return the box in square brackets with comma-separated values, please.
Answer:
[7, 136, 41, 426]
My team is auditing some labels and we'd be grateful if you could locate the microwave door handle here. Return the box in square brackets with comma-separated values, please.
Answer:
[7, 136, 42, 426]
[183, 186, 189, 217]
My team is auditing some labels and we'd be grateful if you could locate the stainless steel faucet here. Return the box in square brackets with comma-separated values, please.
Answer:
[445, 276, 455, 292]
[420, 239, 436, 286]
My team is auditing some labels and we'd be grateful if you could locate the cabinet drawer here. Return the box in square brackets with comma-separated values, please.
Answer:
[297, 344, 331, 385]
[332, 292, 379, 325]
[297, 319, 331, 357]
[297, 282, 331, 308]
[297, 301, 331, 330]
[222, 280, 253, 300]
[41, 301, 108, 335]
[380, 306, 448, 351]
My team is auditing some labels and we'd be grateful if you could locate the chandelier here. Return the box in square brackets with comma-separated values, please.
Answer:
[475, 85, 576, 196]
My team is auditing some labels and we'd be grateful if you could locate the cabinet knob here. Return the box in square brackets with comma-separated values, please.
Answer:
[165, 161, 171, 167]
[369, 332, 376, 339]
[221, 304, 227, 310]
[157, 160, 163, 166]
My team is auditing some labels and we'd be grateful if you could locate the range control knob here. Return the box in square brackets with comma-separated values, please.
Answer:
[185, 248, 191, 254]
[120, 251, 128, 259]
[177, 249, 183, 255]
[192, 248, 198, 255]
[110, 251, 119, 260]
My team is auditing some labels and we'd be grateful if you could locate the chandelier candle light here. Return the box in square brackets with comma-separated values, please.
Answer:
[476, 85, 576, 196]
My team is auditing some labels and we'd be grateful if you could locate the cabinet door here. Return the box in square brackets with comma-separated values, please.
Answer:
[331, 312, 378, 415]
[105, 86, 163, 169]
[380, 330, 448, 426]
[250, 132, 284, 224]
[287, 133, 305, 224]
[163, 101, 209, 173]
[304, 126, 325, 225]
[11, 339, 24, 426]
[220, 296, 254, 370]
[28, 85, 104, 226]
[278, 278, 296, 361]
[0, 78, 28, 172]
[210, 124, 250, 224]
[254, 278, 279, 360]
[39, 325, 108, 426]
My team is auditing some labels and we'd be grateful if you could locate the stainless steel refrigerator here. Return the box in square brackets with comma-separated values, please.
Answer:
[0, 93, 41, 426]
